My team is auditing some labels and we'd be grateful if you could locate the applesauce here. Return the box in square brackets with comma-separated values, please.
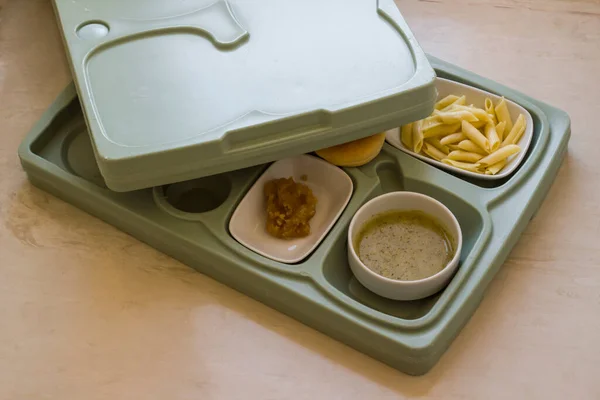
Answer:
[264, 177, 317, 239]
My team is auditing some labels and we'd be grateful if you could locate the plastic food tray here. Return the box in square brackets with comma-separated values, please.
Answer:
[18, 56, 570, 375]
[51, 0, 436, 192]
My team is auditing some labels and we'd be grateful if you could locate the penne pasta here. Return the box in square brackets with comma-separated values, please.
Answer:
[423, 143, 447, 161]
[502, 114, 526, 146]
[458, 139, 487, 155]
[496, 121, 506, 141]
[462, 120, 490, 153]
[494, 97, 513, 134]
[470, 120, 487, 129]
[421, 115, 442, 130]
[477, 144, 521, 167]
[412, 120, 424, 153]
[440, 132, 467, 146]
[397, 90, 530, 177]
[454, 105, 492, 122]
[436, 109, 478, 124]
[442, 159, 483, 173]
[485, 160, 507, 175]
[484, 98, 494, 111]
[447, 150, 484, 163]
[400, 124, 413, 149]
[485, 98, 497, 124]
[512, 124, 526, 144]
[440, 95, 466, 111]
[484, 122, 501, 152]
[422, 122, 461, 138]
[425, 137, 450, 154]
[435, 95, 460, 110]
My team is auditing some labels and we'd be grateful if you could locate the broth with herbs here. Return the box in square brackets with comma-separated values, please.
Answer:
[355, 210, 455, 281]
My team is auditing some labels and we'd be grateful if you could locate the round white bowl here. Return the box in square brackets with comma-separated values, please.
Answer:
[347, 191, 463, 301]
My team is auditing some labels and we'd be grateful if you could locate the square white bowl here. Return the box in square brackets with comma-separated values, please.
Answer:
[229, 154, 353, 264]
[385, 77, 534, 180]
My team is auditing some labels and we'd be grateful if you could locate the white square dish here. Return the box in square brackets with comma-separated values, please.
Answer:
[385, 77, 534, 180]
[229, 155, 353, 264]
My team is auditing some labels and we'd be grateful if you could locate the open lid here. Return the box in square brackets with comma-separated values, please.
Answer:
[52, 0, 436, 191]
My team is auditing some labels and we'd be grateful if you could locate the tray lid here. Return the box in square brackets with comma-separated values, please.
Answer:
[52, 0, 436, 191]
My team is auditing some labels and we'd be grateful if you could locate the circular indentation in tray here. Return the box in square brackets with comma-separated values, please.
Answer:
[62, 128, 106, 188]
[155, 174, 232, 217]
[77, 22, 109, 39]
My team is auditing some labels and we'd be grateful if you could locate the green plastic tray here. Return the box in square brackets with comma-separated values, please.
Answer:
[18, 56, 570, 375]
[51, 0, 436, 192]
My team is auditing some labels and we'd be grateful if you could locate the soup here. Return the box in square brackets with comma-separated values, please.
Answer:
[355, 210, 455, 281]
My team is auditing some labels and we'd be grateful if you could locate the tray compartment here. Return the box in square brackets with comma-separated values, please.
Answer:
[153, 165, 265, 221]
[29, 101, 107, 186]
[318, 153, 486, 320]
[429, 68, 552, 192]
[406, 70, 549, 190]
[62, 126, 107, 188]
[159, 175, 233, 214]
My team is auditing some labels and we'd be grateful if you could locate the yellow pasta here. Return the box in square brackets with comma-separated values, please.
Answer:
[484, 98, 494, 112]
[447, 150, 484, 163]
[484, 122, 501, 152]
[470, 120, 487, 129]
[442, 159, 483, 173]
[400, 124, 413, 148]
[458, 140, 487, 155]
[485, 160, 507, 175]
[454, 105, 492, 122]
[440, 132, 467, 146]
[422, 122, 461, 138]
[394, 90, 530, 176]
[495, 121, 506, 141]
[412, 120, 424, 153]
[462, 120, 490, 152]
[502, 114, 526, 146]
[423, 143, 447, 161]
[425, 137, 450, 154]
[421, 115, 441, 130]
[435, 109, 478, 124]
[440, 95, 466, 111]
[477, 144, 520, 167]
[435, 95, 460, 110]
[485, 98, 497, 124]
[494, 97, 513, 134]
[512, 124, 526, 144]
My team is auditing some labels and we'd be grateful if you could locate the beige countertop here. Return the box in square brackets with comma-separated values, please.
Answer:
[1, 0, 599, 398]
